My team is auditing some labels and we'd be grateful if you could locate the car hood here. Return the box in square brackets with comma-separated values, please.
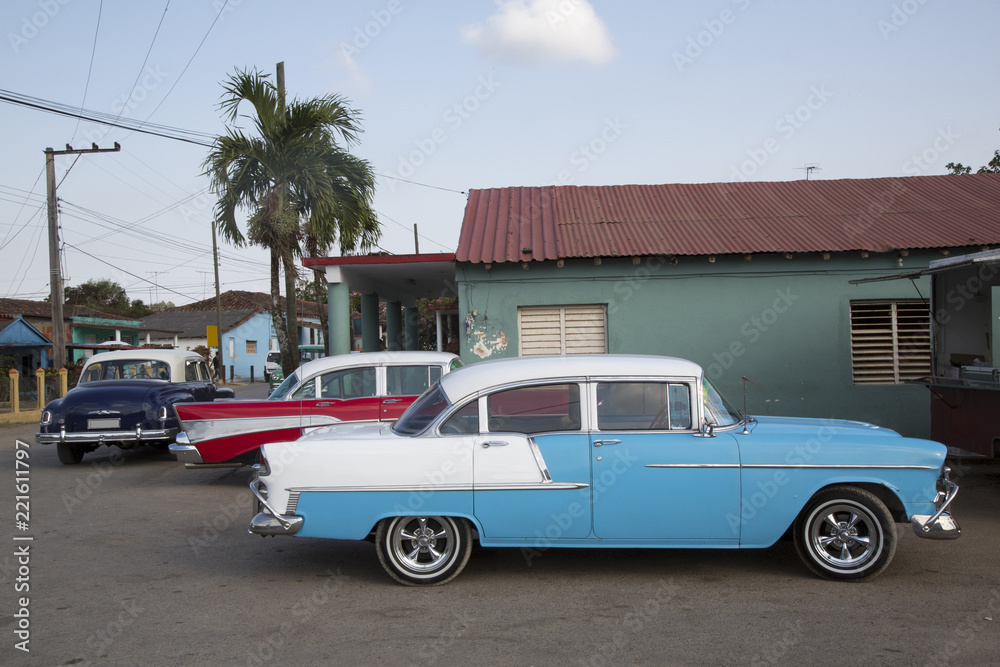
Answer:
[748, 415, 901, 438]
[739, 415, 946, 468]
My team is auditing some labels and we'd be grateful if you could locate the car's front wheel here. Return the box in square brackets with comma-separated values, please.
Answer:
[375, 516, 472, 586]
[56, 442, 84, 465]
[793, 486, 897, 580]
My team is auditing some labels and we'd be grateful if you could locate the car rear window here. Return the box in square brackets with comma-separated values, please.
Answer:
[80, 359, 171, 382]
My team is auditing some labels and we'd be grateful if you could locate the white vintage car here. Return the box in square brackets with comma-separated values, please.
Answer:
[249, 355, 960, 586]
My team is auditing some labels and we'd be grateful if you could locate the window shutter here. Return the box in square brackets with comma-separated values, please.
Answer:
[519, 305, 607, 356]
[850, 301, 930, 384]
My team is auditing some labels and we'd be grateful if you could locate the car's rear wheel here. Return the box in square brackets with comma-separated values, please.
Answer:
[375, 515, 472, 586]
[793, 486, 896, 580]
[56, 442, 84, 465]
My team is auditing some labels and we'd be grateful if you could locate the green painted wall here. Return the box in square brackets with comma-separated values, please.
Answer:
[456, 251, 942, 438]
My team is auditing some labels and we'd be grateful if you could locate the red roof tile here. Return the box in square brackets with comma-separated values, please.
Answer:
[456, 174, 1000, 263]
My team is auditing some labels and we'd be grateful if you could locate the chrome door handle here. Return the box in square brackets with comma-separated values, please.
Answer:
[481, 440, 509, 448]
[383, 399, 402, 404]
[594, 439, 621, 447]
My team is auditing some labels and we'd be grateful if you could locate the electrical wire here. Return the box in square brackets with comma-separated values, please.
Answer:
[69, 0, 104, 144]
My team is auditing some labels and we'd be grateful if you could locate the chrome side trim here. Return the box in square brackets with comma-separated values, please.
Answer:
[646, 464, 740, 469]
[739, 464, 937, 470]
[287, 482, 589, 493]
[527, 437, 553, 483]
[183, 415, 342, 444]
[645, 463, 936, 470]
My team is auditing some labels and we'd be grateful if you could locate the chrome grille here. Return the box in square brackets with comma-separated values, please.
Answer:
[285, 491, 301, 514]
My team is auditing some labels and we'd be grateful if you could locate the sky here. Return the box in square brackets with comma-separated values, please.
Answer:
[1, 0, 998, 308]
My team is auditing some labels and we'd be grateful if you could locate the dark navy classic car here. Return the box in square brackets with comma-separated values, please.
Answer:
[37, 349, 234, 464]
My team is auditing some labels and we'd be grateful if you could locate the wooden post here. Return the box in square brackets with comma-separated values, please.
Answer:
[36, 367, 46, 409]
[59, 368, 68, 398]
[9, 369, 19, 413]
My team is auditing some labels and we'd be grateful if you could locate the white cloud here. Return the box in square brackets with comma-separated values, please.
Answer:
[461, 0, 616, 66]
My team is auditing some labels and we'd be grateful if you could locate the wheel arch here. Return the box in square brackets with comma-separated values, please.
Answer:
[805, 482, 907, 524]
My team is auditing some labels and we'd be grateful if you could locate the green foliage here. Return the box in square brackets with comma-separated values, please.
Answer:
[64, 279, 152, 318]
[945, 150, 999, 175]
[204, 66, 381, 374]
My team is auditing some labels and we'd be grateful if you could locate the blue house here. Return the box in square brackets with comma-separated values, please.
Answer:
[0, 315, 52, 374]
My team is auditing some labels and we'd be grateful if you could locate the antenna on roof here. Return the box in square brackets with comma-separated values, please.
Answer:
[798, 164, 821, 180]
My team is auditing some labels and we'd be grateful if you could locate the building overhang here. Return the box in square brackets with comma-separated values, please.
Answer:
[302, 253, 456, 306]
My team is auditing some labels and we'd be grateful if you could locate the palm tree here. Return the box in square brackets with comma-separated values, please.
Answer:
[204, 68, 379, 374]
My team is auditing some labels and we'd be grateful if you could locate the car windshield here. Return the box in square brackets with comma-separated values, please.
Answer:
[703, 378, 742, 427]
[269, 370, 299, 400]
[266, 352, 280, 363]
[393, 384, 450, 435]
[80, 359, 171, 382]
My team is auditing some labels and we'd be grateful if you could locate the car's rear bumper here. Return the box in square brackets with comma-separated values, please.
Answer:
[36, 426, 177, 445]
[169, 432, 204, 463]
[248, 478, 303, 536]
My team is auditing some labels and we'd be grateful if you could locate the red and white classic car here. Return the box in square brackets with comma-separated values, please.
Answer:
[169, 352, 462, 468]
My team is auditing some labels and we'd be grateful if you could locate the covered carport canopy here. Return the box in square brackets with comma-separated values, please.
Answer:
[302, 253, 457, 354]
[850, 247, 1000, 457]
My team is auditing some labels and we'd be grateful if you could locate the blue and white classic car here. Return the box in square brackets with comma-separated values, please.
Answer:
[249, 355, 960, 585]
[37, 349, 234, 465]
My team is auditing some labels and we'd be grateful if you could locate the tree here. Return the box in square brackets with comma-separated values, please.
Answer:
[62, 279, 151, 318]
[204, 67, 379, 375]
[946, 150, 1000, 175]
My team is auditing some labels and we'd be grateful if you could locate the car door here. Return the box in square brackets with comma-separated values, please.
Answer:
[590, 380, 741, 544]
[185, 359, 216, 402]
[472, 383, 592, 540]
[302, 366, 381, 428]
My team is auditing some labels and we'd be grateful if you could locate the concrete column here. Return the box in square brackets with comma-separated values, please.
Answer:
[385, 300, 403, 351]
[435, 311, 443, 351]
[36, 368, 45, 409]
[327, 281, 351, 356]
[360, 292, 381, 352]
[404, 306, 419, 351]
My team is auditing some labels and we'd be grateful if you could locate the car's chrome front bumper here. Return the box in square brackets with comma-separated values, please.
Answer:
[36, 425, 177, 445]
[248, 478, 303, 536]
[911, 467, 961, 540]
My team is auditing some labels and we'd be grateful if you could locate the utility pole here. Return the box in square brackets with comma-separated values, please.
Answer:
[45, 142, 121, 369]
[212, 220, 223, 365]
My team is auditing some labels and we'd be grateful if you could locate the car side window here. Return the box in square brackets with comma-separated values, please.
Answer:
[316, 367, 376, 399]
[487, 383, 581, 434]
[292, 378, 316, 400]
[596, 382, 692, 430]
[185, 361, 200, 382]
[439, 400, 479, 435]
[386, 365, 443, 396]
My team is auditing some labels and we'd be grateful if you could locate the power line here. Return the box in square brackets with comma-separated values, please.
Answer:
[70, 0, 104, 143]
[375, 171, 467, 195]
[99, 0, 171, 144]
[0, 89, 215, 146]
[126, 0, 227, 130]
[64, 241, 198, 302]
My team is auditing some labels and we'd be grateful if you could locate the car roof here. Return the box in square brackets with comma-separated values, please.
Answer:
[295, 351, 460, 377]
[81, 349, 204, 365]
[439, 354, 704, 403]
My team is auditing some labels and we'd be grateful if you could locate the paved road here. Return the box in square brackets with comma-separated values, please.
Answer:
[1, 389, 998, 666]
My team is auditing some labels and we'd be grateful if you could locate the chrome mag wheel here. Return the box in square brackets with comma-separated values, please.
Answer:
[376, 515, 472, 586]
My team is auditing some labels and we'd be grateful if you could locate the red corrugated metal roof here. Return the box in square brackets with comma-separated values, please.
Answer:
[455, 174, 1000, 263]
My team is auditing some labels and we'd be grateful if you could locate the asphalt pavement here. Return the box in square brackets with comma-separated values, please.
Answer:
[0, 390, 998, 666]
